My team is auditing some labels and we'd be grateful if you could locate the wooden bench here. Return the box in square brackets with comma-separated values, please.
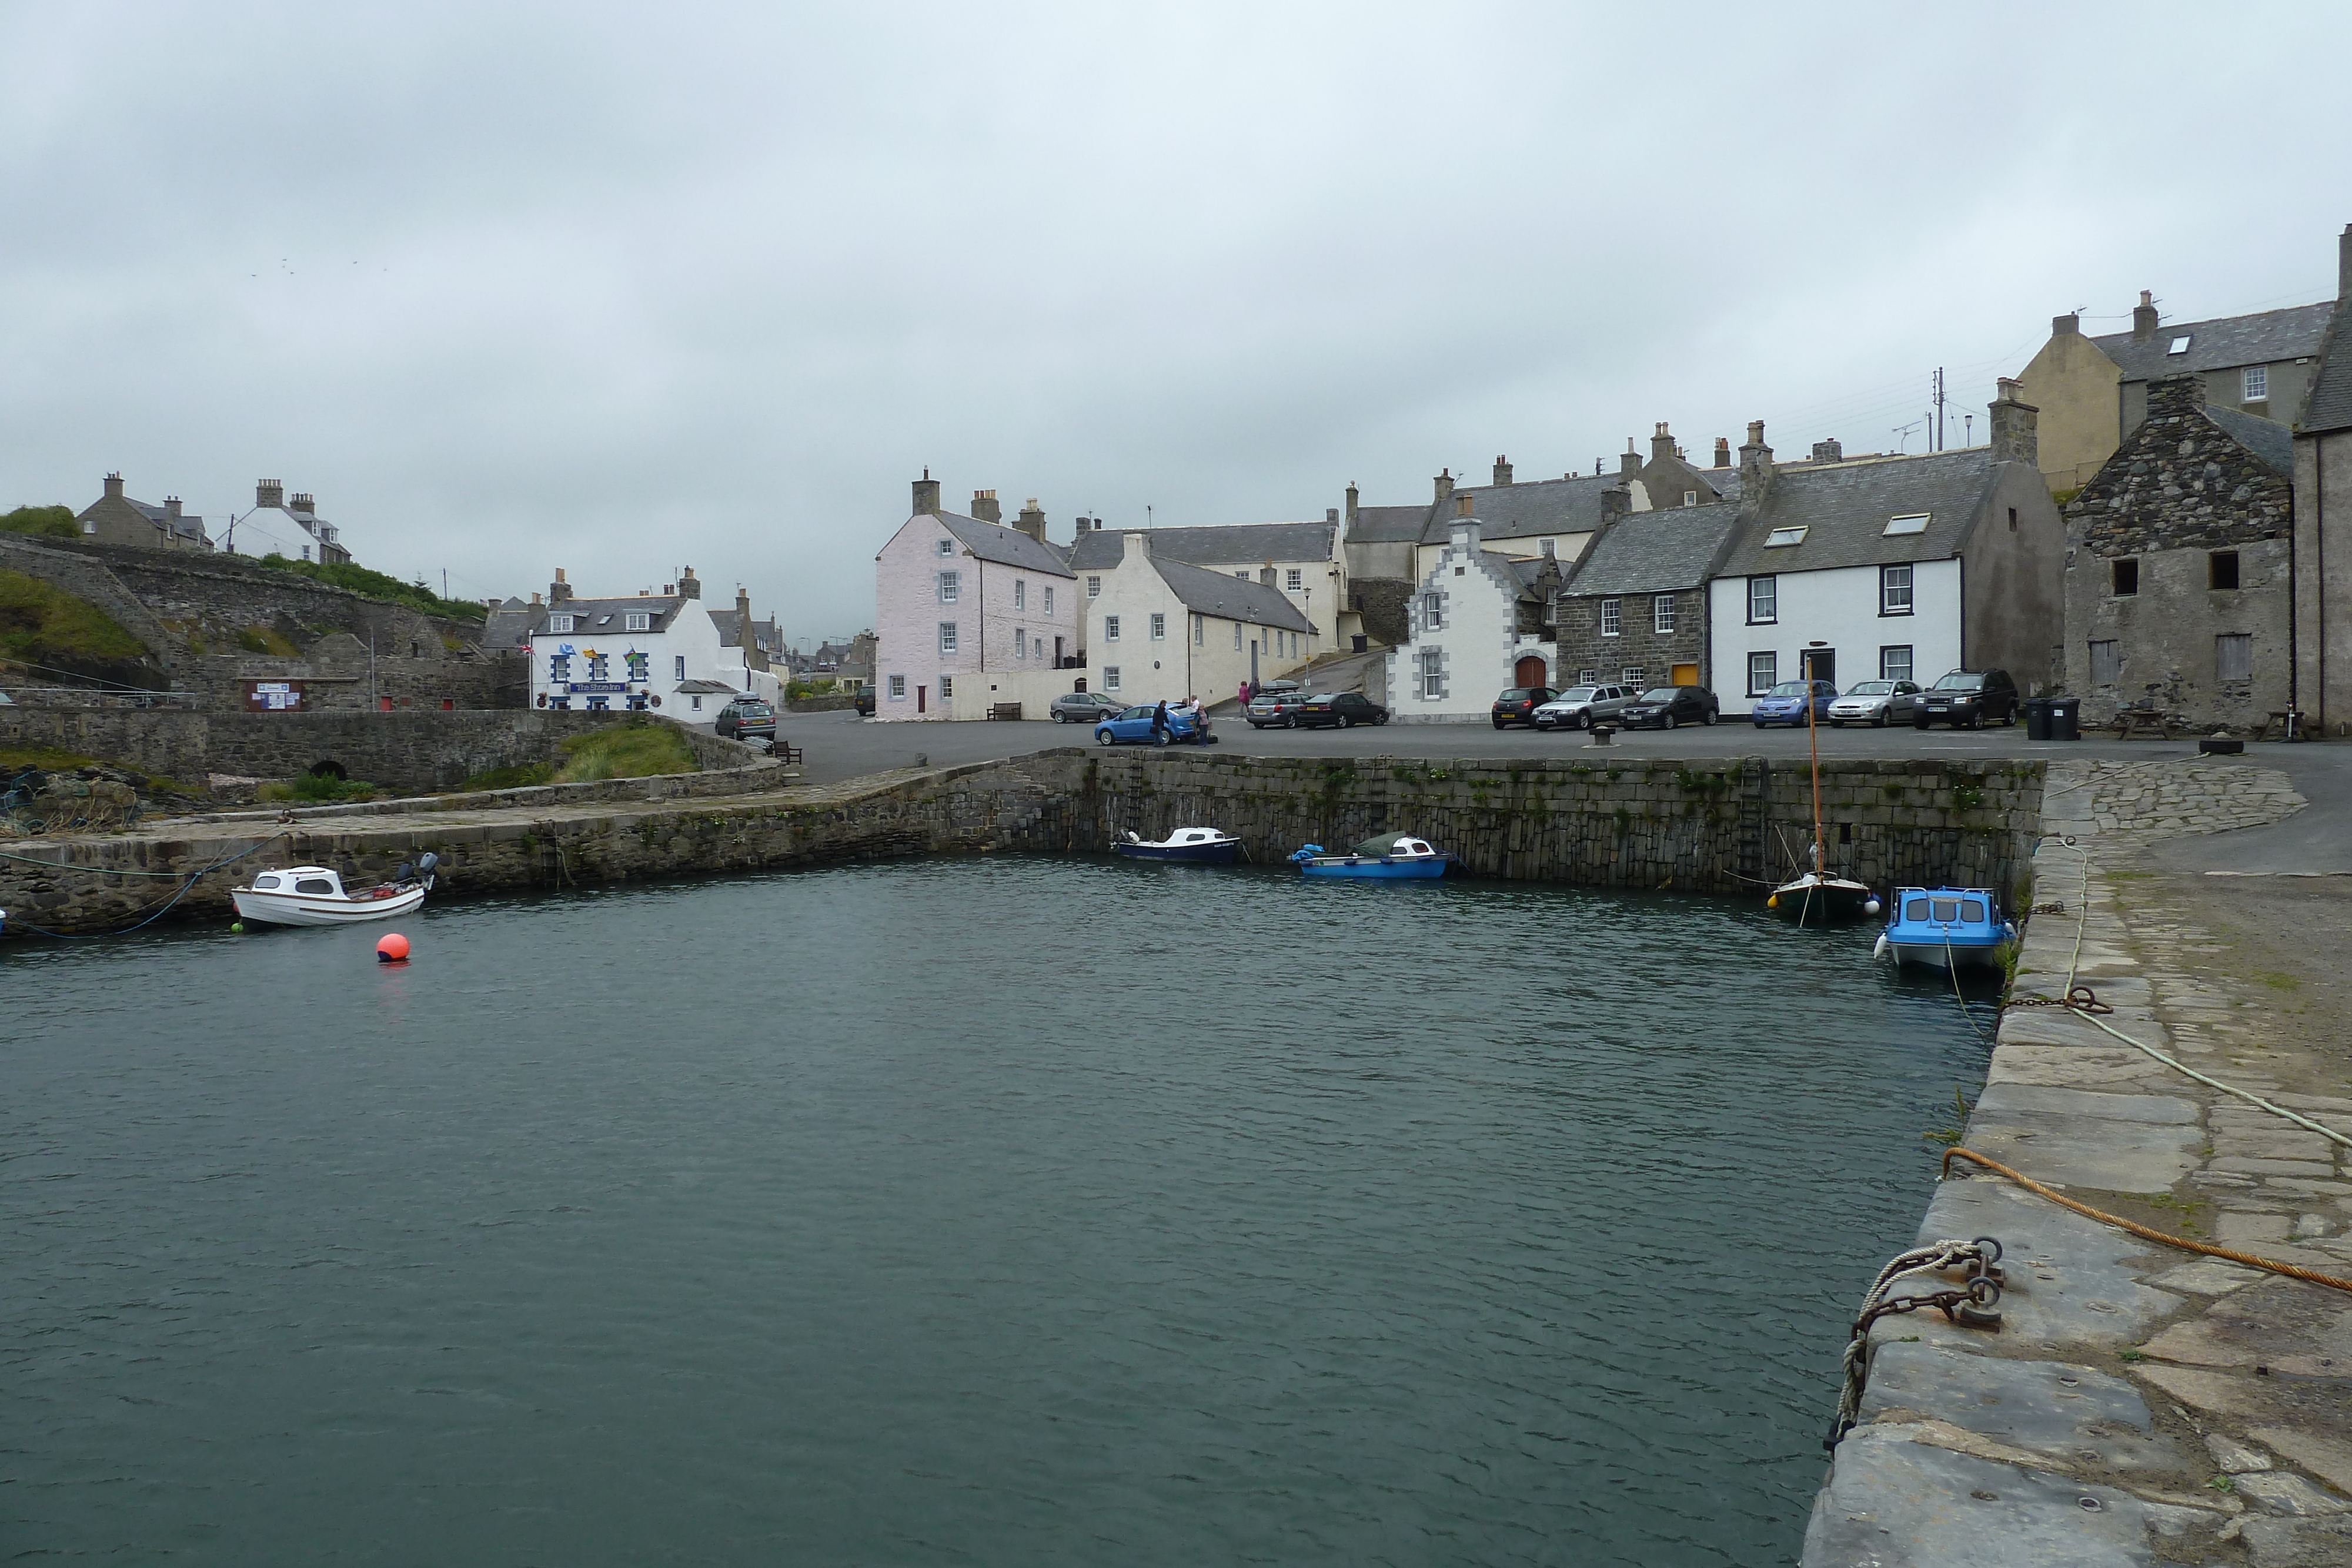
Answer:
[2254, 710, 2301, 741]
[767, 741, 805, 767]
[2110, 707, 2183, 740]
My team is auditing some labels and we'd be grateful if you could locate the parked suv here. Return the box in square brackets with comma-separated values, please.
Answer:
[854, 689, 876, 717]
[1616, 686, 1719, 729]
[1916, 669, 2019, 728]
[1531, 684, 1632, 731]
[714, 697, 776, 742]
[1491, 686, 1559, 728]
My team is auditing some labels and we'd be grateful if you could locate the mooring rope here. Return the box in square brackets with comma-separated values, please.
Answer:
[1942, 1148, 2352, 1296]
[5, 831, 292, 940]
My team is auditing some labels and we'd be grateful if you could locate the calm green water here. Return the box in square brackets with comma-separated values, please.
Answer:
[2, 857, 1995, 1566]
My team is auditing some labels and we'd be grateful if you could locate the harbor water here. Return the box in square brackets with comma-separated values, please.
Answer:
[2, 857, 1996, 1566]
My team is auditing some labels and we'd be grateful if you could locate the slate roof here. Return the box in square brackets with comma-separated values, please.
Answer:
[528, 595, 691, 637]
[482, 596, 534, 650]
[2198, 404, 2296, 477]
[1428, 474, 1618, 545]
[2092, 302, 2334, 382]
[1147, 556, 1314, 632]
[1713, 450, 2000, 578]
[1067, 520, 1337, 572]
[1344, 504, 1431, 544]
[1561, 503, 1742, 597]
[934, 511, 1075, 576]
[2303, 300, 2352, 436]
[126, 499, 210, 545]
[707, 610, 781, 654]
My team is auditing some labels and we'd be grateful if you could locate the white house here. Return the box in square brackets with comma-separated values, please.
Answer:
[872, 476, 1077, 721]
[522, 566, 779, 717]
[1068, 517, 1356, 660]
[1385, 507, 1563, 721]
[1705, 400, 2063, 717]
[1086, 531, 1313, 706]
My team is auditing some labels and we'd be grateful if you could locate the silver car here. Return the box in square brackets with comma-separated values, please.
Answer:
[1826, 679, 1924, 727]
[1532, 684, 1635, 731]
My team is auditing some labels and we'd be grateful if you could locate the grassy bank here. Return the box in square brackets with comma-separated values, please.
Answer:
[460, 720, 698, 791]
[255, 554, 487, 623]
[0, 569, 148, 665]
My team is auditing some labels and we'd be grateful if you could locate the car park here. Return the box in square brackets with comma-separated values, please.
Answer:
[1531, 685, 1632, 730]
[1049, 691, 1125, 724]
[1749, 680, 1837, 727]
[1827, 680, 1924, 727]
[1491, 686, 1560, 728]
[714, 697, 776, 742]
[1288, 692, 1388, 728]
[1094, 705, 1212, 745]
[1916, 669, 2019, 728]
[1616, 686, 1719, 729]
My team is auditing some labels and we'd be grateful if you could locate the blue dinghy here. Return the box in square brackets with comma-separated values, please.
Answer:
[1872, 887, 2017, 972]
[1289, 832, 1454, 880]
[1115, 827, 1241, 864]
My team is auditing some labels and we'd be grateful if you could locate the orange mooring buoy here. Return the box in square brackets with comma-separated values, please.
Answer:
[376, 932, 412, 964]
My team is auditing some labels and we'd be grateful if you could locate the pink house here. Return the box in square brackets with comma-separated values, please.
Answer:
[873, 474, 1075, 719]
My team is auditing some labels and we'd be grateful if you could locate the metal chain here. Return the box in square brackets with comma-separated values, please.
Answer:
[1828, 1236, 2004, 1450]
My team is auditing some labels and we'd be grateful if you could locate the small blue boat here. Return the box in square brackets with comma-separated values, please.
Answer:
[1873, 887, 2017, 971]
[1289, 832, 1454, 880]
[1115, 827, 1241, 864]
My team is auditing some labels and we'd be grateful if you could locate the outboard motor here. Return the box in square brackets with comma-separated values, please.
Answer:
[405, 851, 440, 888]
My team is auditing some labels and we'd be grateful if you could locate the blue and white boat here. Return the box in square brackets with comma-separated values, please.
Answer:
[1873, 887, 2018, 971]
[1289, 832, 1454, 880]
[1115, 827, 1241, 864]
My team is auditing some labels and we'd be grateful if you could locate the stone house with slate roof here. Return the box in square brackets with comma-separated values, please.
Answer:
[2063, 375, 2296, 731]
[873, 473, 1075, 720]
[1068, 517, 1352, 660]
[73, 473, 212, 551]
[1706, 392, 2063, 717]
[2291, 225, 2352, 735]
[2016, 229, 2342, 496]
[1553, 502, 1742, 693]
[521, 565, 777, 717]
[1083, 531, 1313, 708]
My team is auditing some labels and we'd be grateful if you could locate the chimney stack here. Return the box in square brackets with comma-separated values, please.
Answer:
[2339, 222, 2352, 301]
[1455, 493, 1474, 517]
[1619, 439, 1642, 479]
[290, 492, 315, 514]
[1345, 482, 1359, 519]
[530, 590, 542, 606]
[1712, 437, 1730, 469]
[1493, 454, 1513, 487]
[736, 586, 757, 659]
[678, 566, 700, 600]
[103, 472, 124, 499]
[1122, 529, 1152, 559]
[257, 479, 283, 508]
[164, 496, 182, 518]
[1325, 507, 1339, 524]
[1810, 439, 1842, 464]
[1599, 484, 1631, 523]
[911, 469, 942, 517]
[1433, 468, 1454, 504]
[1738, 420, 1775, 493]
[1988, 377, 2040, 466]
[970, 489, 1001, 524]
[2052, 312, 2080, 336]
[550, 567, 572, 604]
[1014, 497, 1047, 543]
[2132, 290, 2160, 340]
[1651, 422, 1676, 464]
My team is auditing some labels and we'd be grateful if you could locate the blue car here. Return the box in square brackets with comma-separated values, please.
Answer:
[1750, 679, 1838, 727]
[1094, 704, 1211, 746]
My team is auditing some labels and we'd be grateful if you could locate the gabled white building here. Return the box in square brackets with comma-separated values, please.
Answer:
[522, 567, 780, 717]
[872, 476, 1076, 721]
[1087, 531, 1313, 706]
[1385, 508, 1562, 721]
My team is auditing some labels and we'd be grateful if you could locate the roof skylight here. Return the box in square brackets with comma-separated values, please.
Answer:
[1763, 526, 1808, 547]
[2168, 335, 2191, 355]
[1884, 513, 1930, 536]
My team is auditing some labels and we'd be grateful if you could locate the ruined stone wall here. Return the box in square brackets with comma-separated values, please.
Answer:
[1349, 577, 1414, 648]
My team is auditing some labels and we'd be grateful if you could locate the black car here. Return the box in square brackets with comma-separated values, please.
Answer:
[854, 690, 876, 716]
[1915, 669, 2020, 728]
[1289, 691, 1389, 728]
[1050, 691, 1125, 724]
[1616, 686, 1719, 729]
[714, 697, 776, 741]
[1491, 686, 1558, 728]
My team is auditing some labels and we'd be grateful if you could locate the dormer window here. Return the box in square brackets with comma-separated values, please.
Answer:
[1763, 526, 1808, 548]
[548, 614, 575, 633]
[626, 611, 651, 631]
[1883, 513, 1929, 536]
[2167, 335, 2191, 356]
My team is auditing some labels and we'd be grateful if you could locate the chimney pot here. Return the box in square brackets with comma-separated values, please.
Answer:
[678, 567, 700, 600]
[1650, 422, 1676, 464]
[970, 489, 1001, 524]
[103, 472, 125, 499]
[1492, 454, 1513, 487]
[1014, 497, 1047, 543]
[1434, 468, 1454, 504]
[2132, 290, 2160, 340]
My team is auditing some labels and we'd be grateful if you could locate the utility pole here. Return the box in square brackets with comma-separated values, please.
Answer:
[1933, 367, 1947, 452]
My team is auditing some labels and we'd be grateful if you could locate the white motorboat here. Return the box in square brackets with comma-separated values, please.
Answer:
[230, 855, 436, 927]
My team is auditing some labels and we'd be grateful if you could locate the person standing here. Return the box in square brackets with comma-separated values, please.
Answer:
[1152, 699, 1171, 742]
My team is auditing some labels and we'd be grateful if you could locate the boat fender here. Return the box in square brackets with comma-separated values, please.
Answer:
[1863, 897, 1882, 917]
[1872, 932, 1889, 960]
[1766, 893, 1779, 909]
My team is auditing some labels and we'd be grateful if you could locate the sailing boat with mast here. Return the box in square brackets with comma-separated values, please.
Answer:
[1768, 648, 1880, 925]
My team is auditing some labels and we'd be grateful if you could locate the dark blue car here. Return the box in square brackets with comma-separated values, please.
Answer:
[1094, 704, 1209, 746]
[1750, 679, 1838, 727]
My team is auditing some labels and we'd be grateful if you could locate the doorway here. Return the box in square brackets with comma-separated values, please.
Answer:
[1799, 648, 1836, 686]
[1054, 636, 1065, 666]
[917, 684, 927, 714]
[1514, 654, 1548, 688]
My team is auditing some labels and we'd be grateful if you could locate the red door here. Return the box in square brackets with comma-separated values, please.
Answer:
[917, 684, 927, 713]
[1514, 655, 1547, 688]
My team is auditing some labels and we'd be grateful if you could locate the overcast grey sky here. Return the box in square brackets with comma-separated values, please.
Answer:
[5, 3, 2348, 642]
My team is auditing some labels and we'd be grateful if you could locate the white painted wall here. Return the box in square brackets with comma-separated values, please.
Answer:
[1386, 521, 1555, 722]
[1708, 557, 1962, 716]
[873, 514, 1074, 721]
[1089, 540, 1307, 707]
[529, 597, 772, 715]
